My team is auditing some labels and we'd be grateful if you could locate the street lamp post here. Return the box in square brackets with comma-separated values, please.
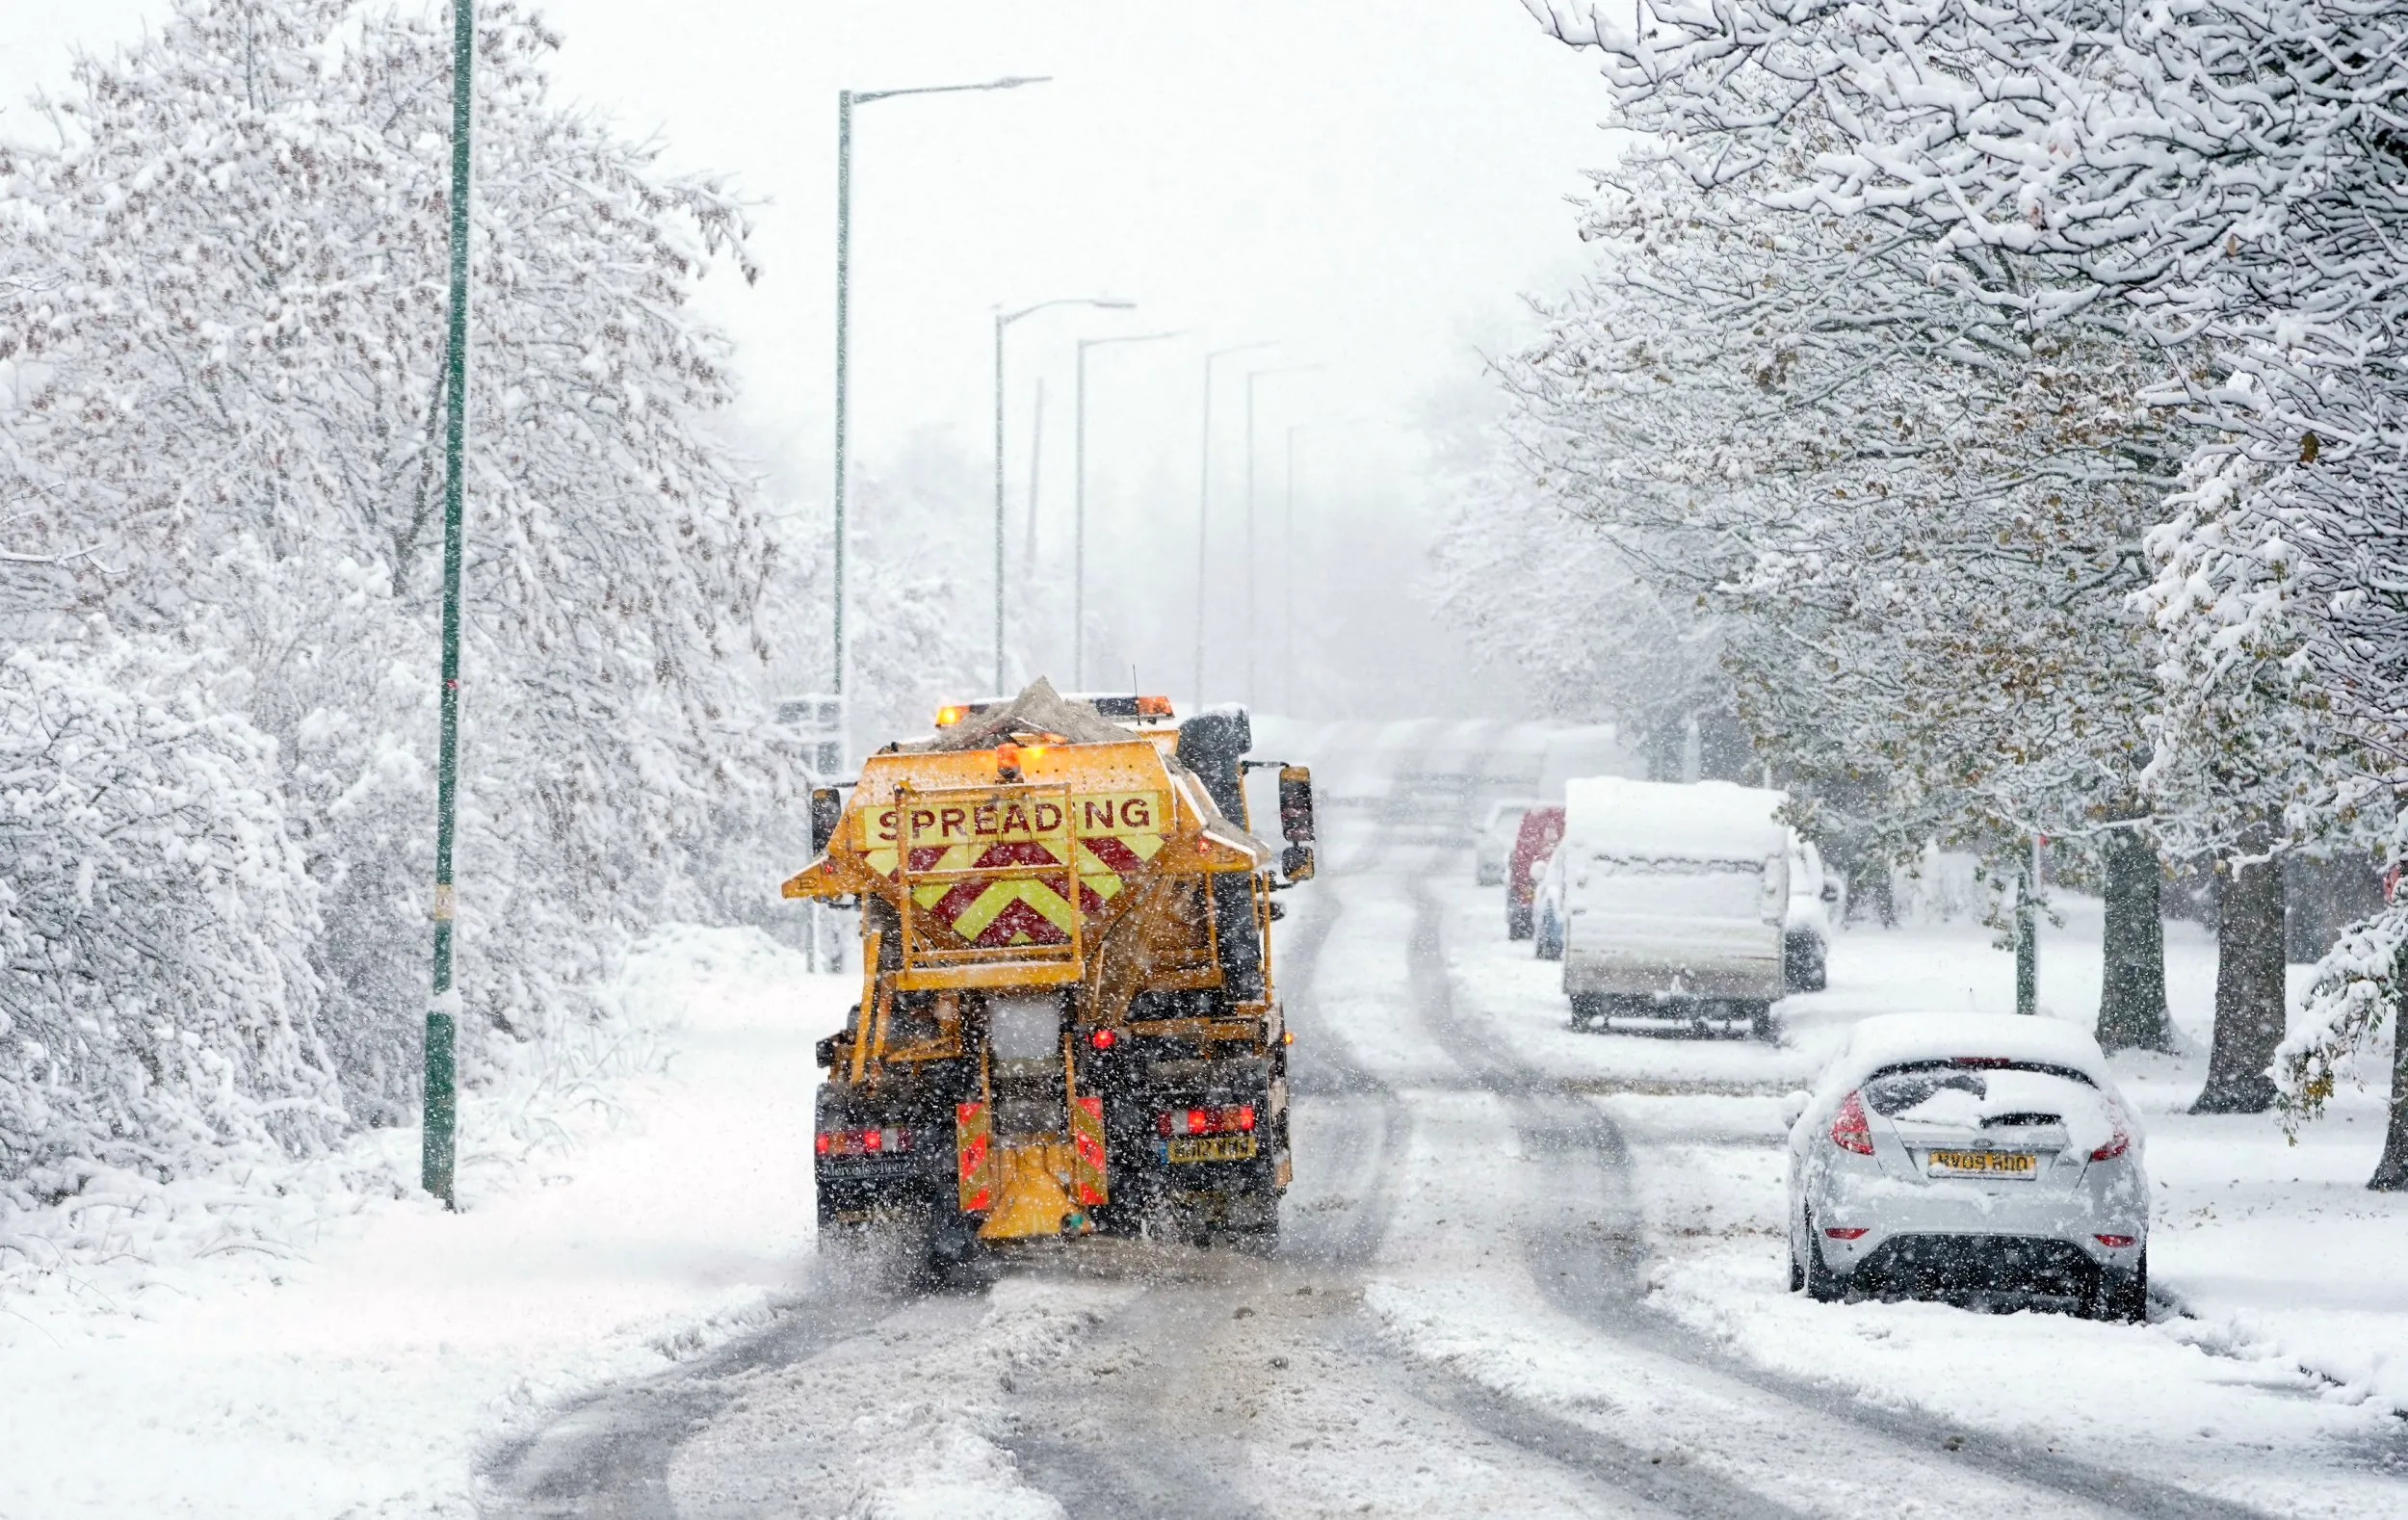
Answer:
[1192, 341, 1274, 705]
[1284, 423, 1300, 716]
[832, 74, 1046, 709]
[995, 298, 1132, 694]
[1073, 328, 1183, 689]
[1242, 364, 1321, 709]
[1279, 420, 1361, 715]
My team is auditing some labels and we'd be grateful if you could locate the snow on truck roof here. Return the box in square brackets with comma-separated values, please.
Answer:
[1561, 776, 1789, 859]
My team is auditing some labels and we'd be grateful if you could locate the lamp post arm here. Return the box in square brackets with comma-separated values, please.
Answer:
[854, 75, 1052, 104]
[1004, 296, 1134, 328]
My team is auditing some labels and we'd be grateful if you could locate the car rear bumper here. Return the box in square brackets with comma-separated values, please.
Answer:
[1562, 949, 1782, 1001]
[1807, 1174, 2146, 1278]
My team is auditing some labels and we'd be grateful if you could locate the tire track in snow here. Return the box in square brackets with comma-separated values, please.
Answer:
[478, 1274, 917, 1518]
[996, 721, 1705, 1520]
[1282, 730, 1816, 1516]
[990, 780, 1420, 1520]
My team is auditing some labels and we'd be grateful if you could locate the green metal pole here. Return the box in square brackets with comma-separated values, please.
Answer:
[424, 0, 473, 1208]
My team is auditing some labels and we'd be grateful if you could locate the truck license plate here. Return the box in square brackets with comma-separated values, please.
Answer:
[1925, 1149, 2035, 1178]
[1166, 1135, 1257, 1164]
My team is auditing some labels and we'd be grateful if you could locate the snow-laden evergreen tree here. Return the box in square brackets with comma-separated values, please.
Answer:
[0, 0, 791, 1189]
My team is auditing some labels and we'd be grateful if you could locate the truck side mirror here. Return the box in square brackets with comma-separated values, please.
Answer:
[810, 786, 843, 856]
[1283, 843, 1316, 882]
[1278, 765, 1316, 845]
[1820, 880, 1841, 904]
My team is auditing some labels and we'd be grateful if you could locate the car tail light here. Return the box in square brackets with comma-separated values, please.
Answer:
[1830, 1090, 1874, 1155]
[2090, 1125, 2131, 1162]
[1822, 1226, 1870, 1240]
[1088, 1028, 1117, 1051]
[2094, 1234, 2136, 1247]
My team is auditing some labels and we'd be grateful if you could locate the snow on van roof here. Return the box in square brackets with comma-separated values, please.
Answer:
[1828, 1012, 2112, 1091]
[1561, 776, 1789, 858]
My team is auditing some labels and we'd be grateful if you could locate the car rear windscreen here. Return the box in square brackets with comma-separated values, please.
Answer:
[1579, 854, 1767, 920]
[1862, 1059, 2100, 1124]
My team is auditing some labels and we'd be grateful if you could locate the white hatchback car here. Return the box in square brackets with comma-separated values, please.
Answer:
[1785, 1013, 2149, 1320]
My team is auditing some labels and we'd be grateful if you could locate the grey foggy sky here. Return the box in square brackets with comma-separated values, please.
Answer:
[0, 1, 1618, 714]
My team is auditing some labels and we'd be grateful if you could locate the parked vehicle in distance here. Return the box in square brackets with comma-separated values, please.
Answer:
[1505, 805, 1565, 941]
[1533, 838, 1567, 959]
[1783, 838, 1843, 993]
[1783, 1012, 2148, 1321]
[1555, 778, 1789, 1035]
[1476, 799, 1541, 886]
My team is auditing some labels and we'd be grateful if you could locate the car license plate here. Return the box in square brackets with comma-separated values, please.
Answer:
[1165, 1135, 1257, 1164]
[1926, 1149, 2036, 1178]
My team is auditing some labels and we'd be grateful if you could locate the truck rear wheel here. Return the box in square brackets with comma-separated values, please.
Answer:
[1222, 1216, 1281, 1252]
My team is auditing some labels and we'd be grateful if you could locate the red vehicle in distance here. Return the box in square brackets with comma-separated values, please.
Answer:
[1505, 805, 1565, 940]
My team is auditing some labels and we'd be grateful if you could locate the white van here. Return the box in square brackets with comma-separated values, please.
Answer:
[1557, 777, 1792, 1035]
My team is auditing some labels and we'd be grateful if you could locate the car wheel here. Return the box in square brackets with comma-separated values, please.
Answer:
[1568, 993, 1607, 1031]
[2093, 1251, 2148, 1323]
[1506, 904, 1532, 940]
[1535, 918, 1563, 961]
[1748, 1002, 1777, 1041]
[1803, 1215, 1851, 1302]
[1788, 1237, 1806, 1294]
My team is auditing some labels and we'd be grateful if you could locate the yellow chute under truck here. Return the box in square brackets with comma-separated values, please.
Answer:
[784, 681, 1316, 1261]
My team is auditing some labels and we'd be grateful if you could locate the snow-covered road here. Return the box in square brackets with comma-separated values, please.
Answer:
[481, 721, 2408, 1519]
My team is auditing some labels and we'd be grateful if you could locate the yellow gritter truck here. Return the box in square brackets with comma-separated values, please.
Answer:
[783, 681, 1315, 1259]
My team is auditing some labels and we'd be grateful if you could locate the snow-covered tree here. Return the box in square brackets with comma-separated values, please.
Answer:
[0, 632, 338, 1201]
[0, 0, 790, 1183]
[1432, 446, 1729, 751]
[1493, 148, 2186, 1041]
[1521, 0, 2408, 1142]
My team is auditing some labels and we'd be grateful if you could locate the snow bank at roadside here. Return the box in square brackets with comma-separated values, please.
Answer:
[0, 923, 848, 1520]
